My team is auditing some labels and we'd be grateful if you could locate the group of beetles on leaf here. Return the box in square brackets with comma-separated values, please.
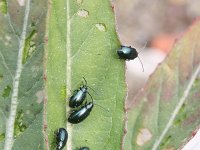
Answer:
[55, 46, 141, 150]
[56, 77, 92, 150]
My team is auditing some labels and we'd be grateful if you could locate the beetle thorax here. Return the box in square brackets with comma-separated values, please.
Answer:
[80, 86, 87, 93]
[86, 102, 93, 110]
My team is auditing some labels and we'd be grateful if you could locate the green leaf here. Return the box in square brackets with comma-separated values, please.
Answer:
[0, 0, 125, 149]
[2, 85, 11, 98]
[44, 0, 126, 149]
[0, 0, 46, 149]
[0, 0, 7, 14]
[124, 21, 200, 150]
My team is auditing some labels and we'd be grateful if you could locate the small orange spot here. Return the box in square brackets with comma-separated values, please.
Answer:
[150, 33, 178, 54]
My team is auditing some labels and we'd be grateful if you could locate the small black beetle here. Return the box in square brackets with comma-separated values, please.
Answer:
[79, 147, 90, 150]
[55, 128, 68, 150]
[68, 102, 93, 124]
[69, 78, 94, 108]
[117, 46, 138, 60]
[117, 46, 144, 72]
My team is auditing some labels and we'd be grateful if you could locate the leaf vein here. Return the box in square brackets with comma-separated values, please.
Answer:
[4, 0, 31, 149]
[0, 50, 14, 79]
[71, 26, 95, 59]
[152, 63, 200, 150]
[66, 0, 72, 149]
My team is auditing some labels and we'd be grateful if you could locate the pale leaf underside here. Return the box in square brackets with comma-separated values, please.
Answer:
[124, 21, 200, 150]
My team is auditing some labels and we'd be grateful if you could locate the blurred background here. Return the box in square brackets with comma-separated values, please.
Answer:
[113, 0, 200, 104]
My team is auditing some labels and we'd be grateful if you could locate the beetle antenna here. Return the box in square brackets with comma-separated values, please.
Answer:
[138, 41, 147, 54]
[87, 92, 109, 112]
[137, 55, 144, 72]
[87, 92, 94, 103]
[94, 102, 109, 112]
[86, 86, 98, 95]
[82, 77, 87, 86]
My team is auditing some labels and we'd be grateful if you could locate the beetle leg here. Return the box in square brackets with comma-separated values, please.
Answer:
[87, 92, 94, 103]
[82, 77, 87, 86]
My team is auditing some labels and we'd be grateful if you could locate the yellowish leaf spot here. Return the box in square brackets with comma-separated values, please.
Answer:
[136, 128, 152, 146]
[95, 23, 106, 32]
[31, 66, 40, 77]
[26, 110, 30, 115]
[17, 0, 25, 6]
[36, 90, 44, 104]
[77, 9, 89, 18]
[4, 35, 11, 46]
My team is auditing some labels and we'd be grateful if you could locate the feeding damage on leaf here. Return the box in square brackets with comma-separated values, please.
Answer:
[45, 0, 125, 149]
[124, 20, 200, 150]
[22, 29, 37, 64]
[0, 0, 47, 149]
[136, 128, 152, 146]
[14, 110, 27, 138]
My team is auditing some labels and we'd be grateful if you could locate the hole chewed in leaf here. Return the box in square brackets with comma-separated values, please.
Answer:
[77, 9, 89, 18]
[95, 23, 107, 32]
[136, 128, 152, 146]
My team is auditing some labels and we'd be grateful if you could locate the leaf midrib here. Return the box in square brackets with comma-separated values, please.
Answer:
[151, 64, 200, 150]
[66, 0, 72, 149]
[3, 0, 31, 150]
